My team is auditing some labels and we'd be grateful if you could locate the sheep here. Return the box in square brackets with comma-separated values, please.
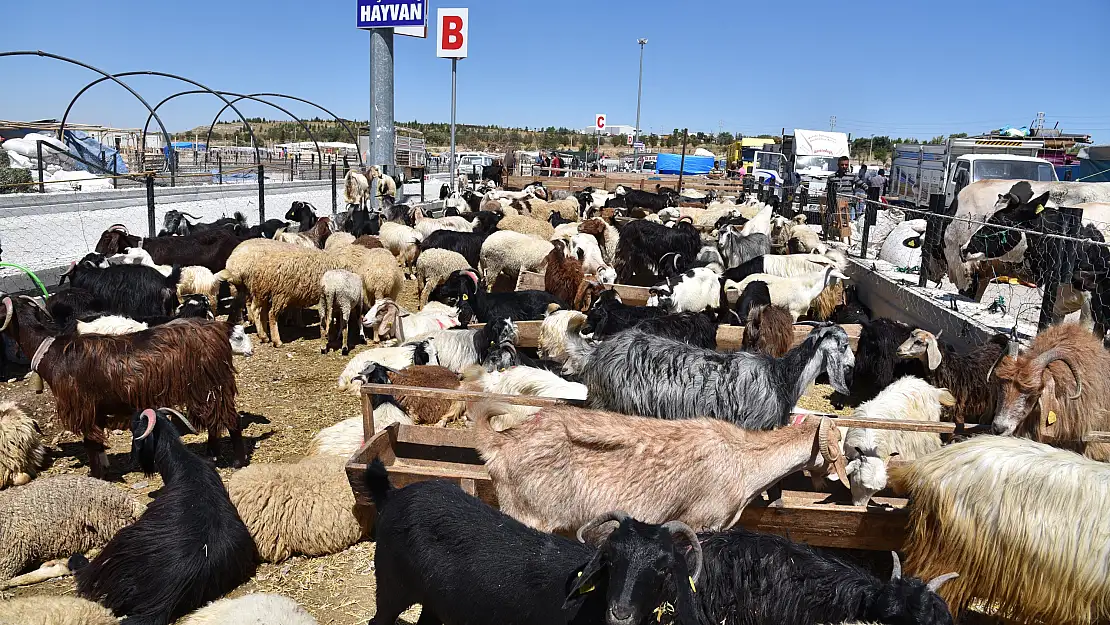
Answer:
[549, 221, 580, 242]
[693, 530, 957, 625]
[896, 329, 1010, 426]
[991, 322, 1110, 460]
[646, 267, 722, 314]
[580, 325, 854, 430]
[0, 475, 144, 589]
[419, 229, 489, 268]
[228, 454, 369, 563]
[378, 221, 423, 273]
[578, 217, 619, 264]
[75, 409, 258, 624]
[717, 227, 771, 270]
[60, 253, 180, 320]
[433, 270, 565, 322]
[353, 234, 384, 249]
[319, 269, 365, 355]
[842, 376, 957, 506]
[274, 229, 318, 248]
[615, 219, 700, 285]
[106, 246, 173, 276]
[476, 404, 847, 532]
[0, 401, 47, 489]
[725, 267, 849, 321]
[343, 169, 370, 206]
[176, 265, 221, 303]
[0, 296, 243, 477]
[0, 596, 119, 625]
[480, 230, 553, 286]
[362, 299, 460, 343]
[413, 210, 474, 239]
[324, 231, 356, 250]
[336, 339, 438, 393]
[364, 462, 704, 625]
[415, 248, 471, 306]
[94, 225, 243, 273]
[543, 239, 586, 309]
[788, 226, 828, 254]
[75, 314, 149, 335]
[496, 214, 556, 240]
[463, 365, 588, 404]
[179, 594, 318, 625]
[375, 363, 466, 425]
[890, 436, 1110, 624]
[741, 305, 794, 357]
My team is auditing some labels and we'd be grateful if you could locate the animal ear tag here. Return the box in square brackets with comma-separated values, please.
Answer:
[1046, 410, 1057, 426]
[689, 576, 696, 593]
[1035, 204, 1045, 214]
[462, 294, 469, 300]
[575, 571, 596, 594]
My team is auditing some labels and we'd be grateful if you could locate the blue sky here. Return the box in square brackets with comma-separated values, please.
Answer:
[3, 0, 1109, 141]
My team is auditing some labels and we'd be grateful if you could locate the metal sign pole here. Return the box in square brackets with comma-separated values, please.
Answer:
[369, 27, 395, 209]
[449, 57, 457, 193]
[596, 130, 601, 173]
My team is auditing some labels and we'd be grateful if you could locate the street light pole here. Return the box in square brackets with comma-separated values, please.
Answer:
[633, 38, 648, 150]
[868, 134, 874, 162]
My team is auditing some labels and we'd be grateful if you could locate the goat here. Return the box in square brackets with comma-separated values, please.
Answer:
[284, 201, 319, 233]
[717, 228, 771, 270]
[633, 312, 718, 350]
[647, 267, 722, 315]
[740, 305, 794, 358]
[611, 184, 679, 211]
[544, 240, 586, 310]
[992, 322, 1110, 460]
[435, 270, 565, 322]
[722, 253, 843, 283]
[896, 329, 1010, 426]
[362, 299, 460, 343]
[580, 325, 854, 430]
[365, 461, 705, 625]
[725, 268, 848, 321]
[343, 169, 370, 206]
[420, 230, 488, 268]
[614, 220, 700, 285]
[45, 287, 105, 327]
[60, 253, 180, 320]
[0, 296, 242, 478]
[94, 224, 243, 272]
[732, 281, 771, 325]
[476, 404, 848, 531]
[75, 409, 257, 624]
[582, 289, 665, 337]
[848, 318, 926, 405]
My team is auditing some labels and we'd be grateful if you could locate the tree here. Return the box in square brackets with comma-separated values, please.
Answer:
[610, 133, 628, 148]
[647, 134, 659, 148]
[716, 131, 734, 145]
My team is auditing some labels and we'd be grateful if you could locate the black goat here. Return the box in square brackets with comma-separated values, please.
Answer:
[46, 287, 106, 327]
[365, 461, 704, 625]
[583, 290, 666, 337]
[421, 231, 489, 268]
[242, 218, 288, 239]
[175, 294, 214, 320]
[613, 185, 678, 211]
[469, 211, 503, 235]
[434, 270, 565, 322]
[475, 316, 519, 371]
[344, 207, 381, 237]
[60, 253, 180, 320]
[285, 201, 319, 232]
[75, 408, 257, 623]
[830, 285, 872, 325]
[482, 163, 504, 186]
[693, 529, 956, 625]
[615, 220, 701, 285]
[848, 318, 926, 404]
[732, 281, 771, 325]
[633, 311, 717, 350]
[549, 211, 576, 228]
[159, 210, 247, 237]
[94, 225, 243, 272]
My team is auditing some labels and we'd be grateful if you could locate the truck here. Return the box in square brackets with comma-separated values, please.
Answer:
[888, 137, 1058, 208]
[358, 126, 428, 182]
[751, 129, 850, 201]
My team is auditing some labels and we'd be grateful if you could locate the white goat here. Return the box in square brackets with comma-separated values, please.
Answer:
[106, 247, 173, 277]
[337, 340, 439, 393]
[647, 267, 722, 314]
[362, 299, 459, 343]
[725, 267, 848, 321]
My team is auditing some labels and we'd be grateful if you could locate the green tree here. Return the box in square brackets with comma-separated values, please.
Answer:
[610, 133, 628, 148]
[716, 131, 734, 145]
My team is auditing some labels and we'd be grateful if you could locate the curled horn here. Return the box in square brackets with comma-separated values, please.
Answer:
[890, 551, 902, 580]
[161, 408, 197, 434]
[107, 224, 130, 234]
[134, 409, 158, 441]
[662, 521, 703, 583]
[0, 297, 12, 332]
[576, 510, 630, 545]
[17, 295, 49, 317]
[926, 572, 959, 593]
[818, 417, 849, 485]
[986, 339, 1018, 381]
[177, 211, 201, 220]
[1032, 348, 1082, 400]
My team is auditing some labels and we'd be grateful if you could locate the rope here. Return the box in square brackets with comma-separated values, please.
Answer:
[0, 262, 50, 297]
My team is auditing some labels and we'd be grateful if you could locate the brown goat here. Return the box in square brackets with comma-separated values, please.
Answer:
[301, 216, 333, 249]
[386, 366, 464, 426]
[992, 323, 1110, 460]
[0, 295, 240, 479]
[544, 240, 585, 308]
[741, 305, 794, 358]
[474, 402, 848, 532]
[807, 279, 845, 321]
[353, 235, 384, 250]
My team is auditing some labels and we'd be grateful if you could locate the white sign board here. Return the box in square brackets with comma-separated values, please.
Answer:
[436, 8, 469, 58]
[595, 114, 606, 131]
[793, 128, 850, 157]
[626, 134, 633, 145]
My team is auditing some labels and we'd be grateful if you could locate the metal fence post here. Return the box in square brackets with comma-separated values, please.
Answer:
[217, 155, 223, 185]
[419, 167, 425, 203]
[36, 141, 45, 193]
[146, 173, 156, 237]
[258, 164, 266, 223]
[1038, 206, 1082, 330]
[918, 193, 947, 288]
[331, 163, 338, 215]
[859, 199, 876, 259]
[112, 157, 118, 190]
[677, 129, 688, 193]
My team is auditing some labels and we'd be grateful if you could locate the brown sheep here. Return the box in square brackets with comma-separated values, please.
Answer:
[496, 215, 555, 240]
[386, 365, 465, 426]
[544, 240, 585, 308]
[992, 323, 1110, 460]
[354, 235, 384, 250]
[807, 279, 845, 321]
[741, 305, 794, 358]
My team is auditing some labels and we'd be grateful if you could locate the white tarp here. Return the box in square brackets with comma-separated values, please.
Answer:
[793, 129, 850, 157]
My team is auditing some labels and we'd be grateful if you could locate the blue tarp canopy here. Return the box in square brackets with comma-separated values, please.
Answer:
[63, 130, 128, 174]
[172, 141, 206, 150]
[655, 153, 714, 175]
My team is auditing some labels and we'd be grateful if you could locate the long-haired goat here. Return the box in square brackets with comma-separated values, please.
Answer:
[614, 219, 700, 285]
[60, 253, 180, 320]
[740, 305, 794, 358]
[365, 461, 705, 625]
[991, 322, 1110, 460]
[0, 295, 241, 478]
[544, 239, 586, 309]
[891, 436, 1110, 624]
[580, 325, 854, 430]
[475, 404, 848, 532]
[848, 318, 926, 404]
[896, 329, 1009, 426]
[76, 408, 257, 624]
[94, 224, 243, 273]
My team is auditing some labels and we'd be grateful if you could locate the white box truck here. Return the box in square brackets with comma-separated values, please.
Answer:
[752, 129, 850, 201]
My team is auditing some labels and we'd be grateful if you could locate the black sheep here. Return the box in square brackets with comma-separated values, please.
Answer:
[365, 461, 705, 625]
[693, 529, 955, 625]
[583, 290, 666, 337]
[614, 220, 701, 285]
[633, 311, 717, 350]
[75, 408, 257, 624]
[61, 253, 180, 320]
[421, 231, 490, 269]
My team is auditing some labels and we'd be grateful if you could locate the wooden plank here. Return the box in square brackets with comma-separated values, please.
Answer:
[516, 271, 652, 307]
[360, 383, 585, 408]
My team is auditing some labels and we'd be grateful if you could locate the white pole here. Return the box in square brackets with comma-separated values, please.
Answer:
[449, 57, 458, 193]
[596, 130, 601, 174]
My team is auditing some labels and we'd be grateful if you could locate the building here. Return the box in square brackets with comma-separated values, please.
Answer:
[580, 124, 637, 137]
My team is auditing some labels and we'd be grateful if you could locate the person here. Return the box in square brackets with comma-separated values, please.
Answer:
[550, 153, 563, 177]
[868, 168, 887, 204]
[854, 163, 869, 219]
[1065, 168, 1073, 181]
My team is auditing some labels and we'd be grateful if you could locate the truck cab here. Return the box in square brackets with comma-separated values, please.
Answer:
[944, 154, 1057, 205]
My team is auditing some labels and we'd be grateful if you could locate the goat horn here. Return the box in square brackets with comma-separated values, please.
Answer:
[890, 552, 902, 580]
[0, 297, 12, 332]
[986, 340, 1014, 381]
[178, 212, 201, 220]
[576, 510, 631, 545]
[107, 224, 129, 234]
[17, 295, 49, 316]
[161, 408, 197, 434]
[1032, 348, 1082, 400]
[818, 417, 849, 485]
[134, 409, 158, 441]
[926, 572, 959, 593]
[662, 521, 703, 584]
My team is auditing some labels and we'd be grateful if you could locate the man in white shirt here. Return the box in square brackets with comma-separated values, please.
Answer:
[868, 168, 887, 203]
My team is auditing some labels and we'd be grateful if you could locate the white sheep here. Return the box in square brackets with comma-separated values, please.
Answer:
[0, 475, 145, 588]
[362, 299, 460, 343]
[0, 595, 119, 625]
[843, 376, 956, 506]
[324, 231, 356, 251]
[106, 247, 173, 276]
[307, 416, 366, 459]
[725, 268, 848, 321]
[480, 230, 553, 286]
[337, 340, 439, 393]
[177, 265, 221, 303]
[180, 593, 317, 625]
[415, 248, 471, 305]
[413, 210, 474, 238]
[378, 221, 423, 274]
[789, 225, 828, 254]
[319, 269, 366, 355]
[550, 222, 580, 242]
[0, 402, 47, 489]
[76, 315, 148, 335]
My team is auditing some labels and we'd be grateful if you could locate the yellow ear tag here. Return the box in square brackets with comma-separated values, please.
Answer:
[689, 576, 697, 593]
[576, 571, 595, 594]
[462, 294, 469, 300]
[908, 240, 917, 247]
[1008, 278, 1019, 285]
[1035, 204, 1045, 214]
[1047, 410, 1057, 426]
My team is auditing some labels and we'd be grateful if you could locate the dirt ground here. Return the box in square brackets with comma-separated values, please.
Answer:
[0, 276, 852, 624]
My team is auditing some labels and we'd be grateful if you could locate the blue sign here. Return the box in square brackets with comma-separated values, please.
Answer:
[357, 0, 427, 29]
